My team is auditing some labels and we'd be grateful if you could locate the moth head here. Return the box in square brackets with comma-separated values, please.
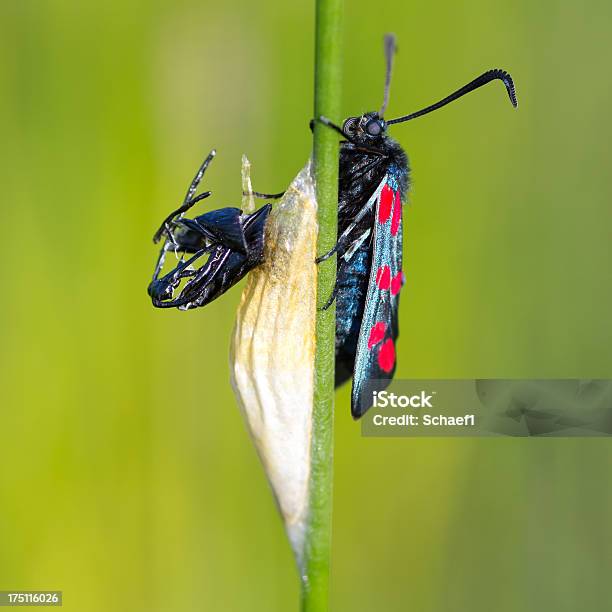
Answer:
[341, 112, 387, 143]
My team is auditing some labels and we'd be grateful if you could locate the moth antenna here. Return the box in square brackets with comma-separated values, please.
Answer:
[379, 33, 397, 117]
[387, 69, 518, 125]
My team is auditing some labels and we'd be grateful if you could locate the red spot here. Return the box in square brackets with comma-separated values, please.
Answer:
[368, 322, 387, 349]
[391, 190, 402, 236]
[375, 265, 391, 290]
[378, 338, 395, 373]
[378, 184, 394, 224]
[391, 271, 404, 295]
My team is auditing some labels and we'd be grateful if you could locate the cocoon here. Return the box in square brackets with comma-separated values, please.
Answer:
[230, 160, 317, 570]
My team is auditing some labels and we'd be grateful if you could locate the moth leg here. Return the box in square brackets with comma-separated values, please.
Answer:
[153, 191, 212, 244]
[319, 282, 339, 311]
[319, 256, 352, 310]
[309, 116, 361, 148]
[152, 240, 171, 283]
[313, 117, 391, 154]
[316, 221, 367, 263]
[245, 190, 285, 200]
[316, 194, 376, 264]
[316, 243, 340, 264]
[318, 225, 371, 307]
[316, 236, 352, 263]
[184, 150, 216, 207]
[316, 116, 344, 137]
[148, 247, 210, 306]
[316, 244, 346, 309]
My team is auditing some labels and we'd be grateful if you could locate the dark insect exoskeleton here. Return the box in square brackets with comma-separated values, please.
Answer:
[321, 36, 517, 417]
[267, 35, 517, 417]
[148, 150, 271, 310]
[148, 34, 518, 420]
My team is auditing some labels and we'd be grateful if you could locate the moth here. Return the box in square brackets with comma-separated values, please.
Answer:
[148, 35, 517, 418]
[259, 35, 517, 417]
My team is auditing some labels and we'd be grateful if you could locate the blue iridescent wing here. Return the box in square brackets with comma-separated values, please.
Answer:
[351, 171, 404, 418]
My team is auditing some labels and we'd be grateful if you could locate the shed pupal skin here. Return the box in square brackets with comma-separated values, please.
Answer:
[231, 161, 317, 571]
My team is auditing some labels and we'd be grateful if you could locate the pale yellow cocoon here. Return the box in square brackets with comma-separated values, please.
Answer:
[230, 160, 317, 570]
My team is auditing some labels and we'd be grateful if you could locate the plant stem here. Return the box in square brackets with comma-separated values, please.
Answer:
[302, 0, 342, 610]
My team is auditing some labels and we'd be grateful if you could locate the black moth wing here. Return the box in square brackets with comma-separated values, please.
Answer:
[351, 173, 404, 418]
[334, 143, 397, 388]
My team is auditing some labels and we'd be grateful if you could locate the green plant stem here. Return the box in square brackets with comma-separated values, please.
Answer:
[302, 0, 343, 610]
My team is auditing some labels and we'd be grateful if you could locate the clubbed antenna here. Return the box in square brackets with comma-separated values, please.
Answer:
[379, 33, 397, 117]
[387, 69, 518, 125]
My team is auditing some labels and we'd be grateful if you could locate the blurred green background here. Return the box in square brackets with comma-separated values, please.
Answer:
[1, 1, 611, 610]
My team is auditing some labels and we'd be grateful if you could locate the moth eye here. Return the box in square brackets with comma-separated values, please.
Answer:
[342, 117, 358, 135]
[366, 120, 382, 136]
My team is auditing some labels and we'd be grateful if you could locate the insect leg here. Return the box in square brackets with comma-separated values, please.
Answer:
[153, 191, 212, 244]
[318, 226, 371, 306]
[184, 150, 216, 207]
[316, 243, 340, 264]
[175, 248, 232, 309]
[152, 240, 171, 282]
[311, 116, 366, 147]
[316, 189, 377, 263]
[316, 116, 344, 137]
[319, 254, 356, 310]
[148, 247, 210, 306]
[316, 231, 357, 264]
[319, 282, 339, 311]
[245, 190, 285, 200]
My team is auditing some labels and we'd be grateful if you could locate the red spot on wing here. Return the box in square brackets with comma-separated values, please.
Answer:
[378, 184, 393, 224]
[375, 265, 391, 290]
[368, 322, 387, 349]
[378, 338, 395, 373]
[391, 190, 402, 236]
[391, 271, 403, 296]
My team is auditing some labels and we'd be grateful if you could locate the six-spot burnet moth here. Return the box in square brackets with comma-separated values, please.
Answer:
[148, 34, 517, 418]
[308, 35, 517, 417]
